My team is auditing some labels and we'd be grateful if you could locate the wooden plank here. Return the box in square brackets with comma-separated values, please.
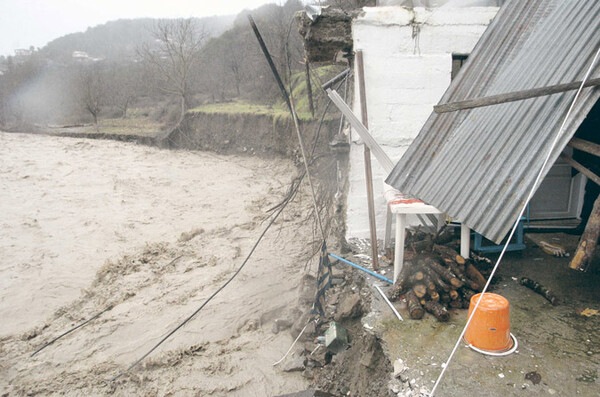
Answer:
[356, 50, 379, 271]
[326, 89, 395, 173]
[559, 154, 600, 186]
[568, 138, 600, 158]
[435, 77, 600, 114]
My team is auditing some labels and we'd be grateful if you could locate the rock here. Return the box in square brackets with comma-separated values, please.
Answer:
[302, 368, 314, 380]
[282, 356, 306, 372]
[272, 322, 280, 334]
[308, 345, 331, 367]
[393, 358, 406, 378]
[334, 293, 363, 322]
[299, 321, 317, 342]
[525, 371, 542, 385]
[360, 348, 376, 368]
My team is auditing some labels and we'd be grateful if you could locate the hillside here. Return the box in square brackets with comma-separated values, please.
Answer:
[40, 15, 235, 62]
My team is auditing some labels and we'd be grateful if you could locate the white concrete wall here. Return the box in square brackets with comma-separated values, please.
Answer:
[347, 6, 498, 239]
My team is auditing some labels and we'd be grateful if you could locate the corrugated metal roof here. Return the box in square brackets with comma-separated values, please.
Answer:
[385, 0, 600, 244]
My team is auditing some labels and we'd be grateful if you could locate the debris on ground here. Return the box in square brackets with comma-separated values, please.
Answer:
[519, 277, 560, 305]
[525, 371, 542, 385]
[537, 240, 569, 257]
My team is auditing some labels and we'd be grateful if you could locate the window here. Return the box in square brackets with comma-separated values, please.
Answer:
[451, 54, 468, 80]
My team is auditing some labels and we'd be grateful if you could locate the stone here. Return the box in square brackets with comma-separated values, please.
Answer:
[334, 293, 363, 322]
[302, 368, 314, 380]
[393, 358, 406, 378]
[282, 356, 306, 372]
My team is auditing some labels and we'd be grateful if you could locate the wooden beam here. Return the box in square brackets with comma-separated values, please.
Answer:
[568, 138, 600, 158]
[434, 77, 600, 114]
[356, 50, 379, 271]
[569, 193, 600, 272]
[559, 154, 600, 186]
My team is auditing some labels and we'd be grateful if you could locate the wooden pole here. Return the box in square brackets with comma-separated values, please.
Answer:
[304, 60, 315, 118]
[434, 77, 600, 114]
[356, 50, 379, 271]
[569, 193, 600, 272]
[559, 154, 600, 187]
[568, 138, 600, 158]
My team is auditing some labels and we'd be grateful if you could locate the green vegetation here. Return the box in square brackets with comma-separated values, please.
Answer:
[188, 100, 313, 121]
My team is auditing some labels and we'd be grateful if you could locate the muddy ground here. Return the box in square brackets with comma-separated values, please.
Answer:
[0, 132, 324, 395]
[359, 233, 600, 396]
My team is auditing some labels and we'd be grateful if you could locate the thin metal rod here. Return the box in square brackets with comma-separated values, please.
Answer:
[434, 77, 600, 113]
[329, 253, 393, 284]
[322, 68, 351, 91]
[356, 51, 380, 271]
[374, 285, 403, 321]
[430, 43, 600, 397]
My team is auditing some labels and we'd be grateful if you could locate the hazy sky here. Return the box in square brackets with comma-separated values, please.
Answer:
[0, 0, 282, 56]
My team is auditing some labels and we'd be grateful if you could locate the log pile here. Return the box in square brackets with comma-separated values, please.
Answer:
[388, 230, 490, 321]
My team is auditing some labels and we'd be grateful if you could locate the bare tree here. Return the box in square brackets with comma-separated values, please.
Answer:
[139, 18, 207, 125]
[77, 65, 105, 125]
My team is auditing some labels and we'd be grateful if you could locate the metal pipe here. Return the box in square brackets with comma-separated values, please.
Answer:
[374, 285, 403, 321]
[329, 253, 393, 284]
[322, 68, 351, 91]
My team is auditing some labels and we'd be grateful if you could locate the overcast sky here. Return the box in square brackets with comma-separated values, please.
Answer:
[0, 0, 284, 57]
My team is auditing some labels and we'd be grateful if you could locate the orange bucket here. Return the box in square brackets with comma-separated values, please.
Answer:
[463, 293, 513, 353]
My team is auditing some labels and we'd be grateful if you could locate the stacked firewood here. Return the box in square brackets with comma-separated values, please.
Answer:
[387, 229, 491, 322]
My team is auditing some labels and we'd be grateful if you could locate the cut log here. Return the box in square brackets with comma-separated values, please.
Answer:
[449, 299, 464, 309]
[449, 289, 459, 301]
[433, 244, 466, 265]
[421, 273, 436, 292]
[569, 193, 600, 272]
[423, 300, 450, 322]
[411, 235, 434, 253]
[519, 277, 560, 306]
[470, 252, 493, 269]
[418, 259, 450, 292]
[388, 260, 415, 301]
[465, 263, 487, 291]
[406, 290, 425, 319]
[434, 226, 455, 245]
[428, 290, 440, 302]
[440, 293, 451, 303]
[408, 271, 425, 284]
[423, 257, 464, 289]
[459, 288, 476, 304]
[413, 284, 428, 299]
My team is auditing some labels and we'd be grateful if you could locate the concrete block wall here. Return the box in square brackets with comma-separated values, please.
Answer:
[347, 6, 498, 239]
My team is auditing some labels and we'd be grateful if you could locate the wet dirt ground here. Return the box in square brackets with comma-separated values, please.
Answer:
[367, 233, 600, 396]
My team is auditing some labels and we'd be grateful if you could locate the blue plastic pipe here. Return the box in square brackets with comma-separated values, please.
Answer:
[328, 253, 393, 284]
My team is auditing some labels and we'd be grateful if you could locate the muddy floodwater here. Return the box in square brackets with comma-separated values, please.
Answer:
[0, 132, 311, 395]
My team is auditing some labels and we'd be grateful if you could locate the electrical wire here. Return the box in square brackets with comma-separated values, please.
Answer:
[429, 43, 600, 397]
[31, 305, 114, 357]
[108, 184, 294, 383]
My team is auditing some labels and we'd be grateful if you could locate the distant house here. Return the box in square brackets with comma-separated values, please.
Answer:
[72, 51, 91, 61]
[14, 48, 32, 57]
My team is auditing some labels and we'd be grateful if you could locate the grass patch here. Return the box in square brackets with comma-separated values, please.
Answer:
[188, 100, 313, 121]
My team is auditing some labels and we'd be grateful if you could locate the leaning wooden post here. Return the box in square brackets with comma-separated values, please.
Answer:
[356, 50, 379, 271]
[570, 193, 600, 272]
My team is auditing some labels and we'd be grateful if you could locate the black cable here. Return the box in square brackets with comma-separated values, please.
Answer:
[31, 305, 114, 357]
[108, 186, 292, 383]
